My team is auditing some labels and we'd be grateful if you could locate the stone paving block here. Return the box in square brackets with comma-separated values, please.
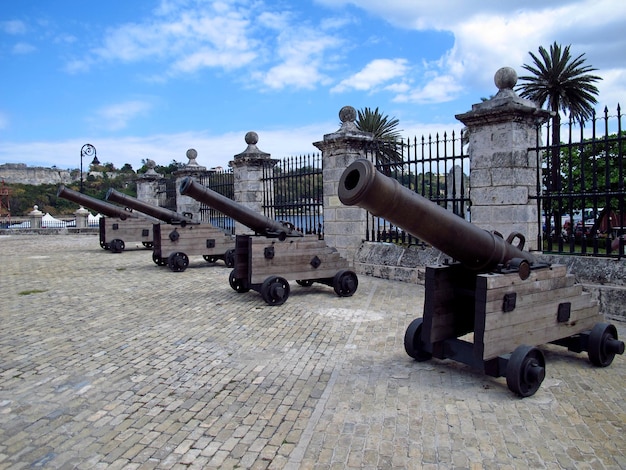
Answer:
[0, 234, 624, 468]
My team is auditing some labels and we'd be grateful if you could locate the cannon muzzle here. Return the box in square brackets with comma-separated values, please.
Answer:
[338, 159, 536, 274]
[57, 185, 135, 220]
[106, 188, 195, 226]
[179, 177, 302, 238]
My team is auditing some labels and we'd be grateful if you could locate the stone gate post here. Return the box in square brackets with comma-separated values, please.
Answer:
[174, 149, 209, 219]
[29, 205, 43, 229]
[455, 67, 551, 251]
[229, 132, 279, 235]
[74, 206, 89, 228]
[136, 160, 163, 206]
[314, 106, 374, 261]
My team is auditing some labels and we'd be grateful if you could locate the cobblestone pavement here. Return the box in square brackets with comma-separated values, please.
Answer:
[0, 234, 624, 470]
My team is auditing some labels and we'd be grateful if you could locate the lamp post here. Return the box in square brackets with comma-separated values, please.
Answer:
[80, 144, 100, 193]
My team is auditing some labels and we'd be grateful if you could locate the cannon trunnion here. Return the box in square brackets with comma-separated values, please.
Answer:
[57, 185, 153, 253]
[179, 177, 358, 305]
[339, 159, 624, 397]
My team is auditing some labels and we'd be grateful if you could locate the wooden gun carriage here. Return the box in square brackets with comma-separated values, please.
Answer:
[179, 177, 358, 305]
[105, 189, 235, 272]
[57, 185, 153, 252]
[339, 159, 624, 397]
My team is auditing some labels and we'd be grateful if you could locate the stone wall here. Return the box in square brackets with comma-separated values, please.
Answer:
[352, 241, 625, 320]
[0, 163, 74, 185]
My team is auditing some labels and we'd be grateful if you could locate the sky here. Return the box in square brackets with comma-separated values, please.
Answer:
[1, 0, 625, 172]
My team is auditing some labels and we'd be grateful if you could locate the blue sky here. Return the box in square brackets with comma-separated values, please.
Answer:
[1, 0, 625, 172]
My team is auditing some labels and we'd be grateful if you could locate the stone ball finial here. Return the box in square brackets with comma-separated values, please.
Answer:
[494, 67, 517, 90]
[245, 131, 259, 145]
[339, 106, 357, 123]
[186, 148, 199, 166]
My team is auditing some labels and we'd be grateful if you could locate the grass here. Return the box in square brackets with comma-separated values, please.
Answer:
[18, 289, 48, 296]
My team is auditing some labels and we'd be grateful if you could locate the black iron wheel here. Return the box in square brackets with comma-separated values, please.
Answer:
[261, 276, 290, 306]
[404, 318, 432, 361]
[100, 240, 108, 250]
[229, 270, 249, 293]
[506, 345, 545, 397]
[332, 270, 358, 297]
[203, 255, 218, 263]
[167, 252, 189, 272]
[588, 322, 624, 367]
[109, 239, 125, 253]
[224, 249, 235, 268]
[296, 279, 314, 287]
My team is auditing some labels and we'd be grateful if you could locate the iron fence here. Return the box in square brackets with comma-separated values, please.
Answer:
[261, 154, 323, 236]
[364, 131, 469, 245]
[198, 169, 235, 234]
[530, 105, 625, 258]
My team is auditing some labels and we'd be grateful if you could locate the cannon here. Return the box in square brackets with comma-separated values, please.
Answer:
[106, 188, 235, 272]
[180, 177, 358, 305]
[57, 185, 154, 253]
[339, 159, 624, 397]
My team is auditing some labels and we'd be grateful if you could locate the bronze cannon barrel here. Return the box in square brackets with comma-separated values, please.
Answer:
[57, 185, 135, 220]
[338, 159, 536, 272]
[106, 188, 194, 226]
[179, 177, 302, 238]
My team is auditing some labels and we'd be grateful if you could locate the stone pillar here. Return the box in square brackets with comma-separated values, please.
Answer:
[74, 206, 89, 228]
[313, 106, 374, 262]
[229, 132, 279, 235]
[29, 205, 43, 229]
[455, 67, 551, 251]
[173, 149, 209, 219]
[136, 159, 163, 206]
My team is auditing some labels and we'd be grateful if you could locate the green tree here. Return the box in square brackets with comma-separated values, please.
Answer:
[355, 107, 403, 170]
[516, 41, 602, 191]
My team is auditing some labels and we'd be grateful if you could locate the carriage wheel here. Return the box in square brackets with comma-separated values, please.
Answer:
[588, 322, 624, 367]
[261, 276, 290, 306]
[404, 318, 432, 361]
[109, 239, 125, 253]
[167, 252, 189, 272]
[332, 270, 358, 297]
[506, 345, 545, 397]
[229, 270, 249, 293]
[224, 249, 235, 268]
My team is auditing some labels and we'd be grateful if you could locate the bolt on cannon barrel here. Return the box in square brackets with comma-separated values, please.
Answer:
[179, 177, 303, 239]
[57, 185, 135, 220]
[338, 159, 536, 275]
[106, 188, 195, 226]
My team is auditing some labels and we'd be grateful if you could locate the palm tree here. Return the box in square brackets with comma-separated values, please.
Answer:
[516, 41, 602, 191]
[355, 107, 403, 170]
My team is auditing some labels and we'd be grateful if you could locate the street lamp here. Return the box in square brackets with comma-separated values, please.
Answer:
[80, 144, 100, 193]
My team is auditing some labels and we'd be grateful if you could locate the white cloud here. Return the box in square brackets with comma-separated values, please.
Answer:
[0, 123, 332, 171]
[1, 20, 27, 35]
[92, 101, 154, 131]
[12, 42, 37, 55]
[0, 111, 8, 130]
[315, 0, 626, 108]
[257, 28, 341, 90]
[331, 58, 409, 93]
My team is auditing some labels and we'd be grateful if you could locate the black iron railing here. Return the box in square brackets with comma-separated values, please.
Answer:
[364, 131, 469, 245]
[198, 169, 235, 234]
[261, 154, 323, 236]
[530, 105, 625, 258]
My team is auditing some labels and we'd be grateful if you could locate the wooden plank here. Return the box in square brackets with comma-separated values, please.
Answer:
[482, 307, 602, 359]
[478, 264, 568, 289]
[482, 291, 599, 337]
[482, 284, 583, 319]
